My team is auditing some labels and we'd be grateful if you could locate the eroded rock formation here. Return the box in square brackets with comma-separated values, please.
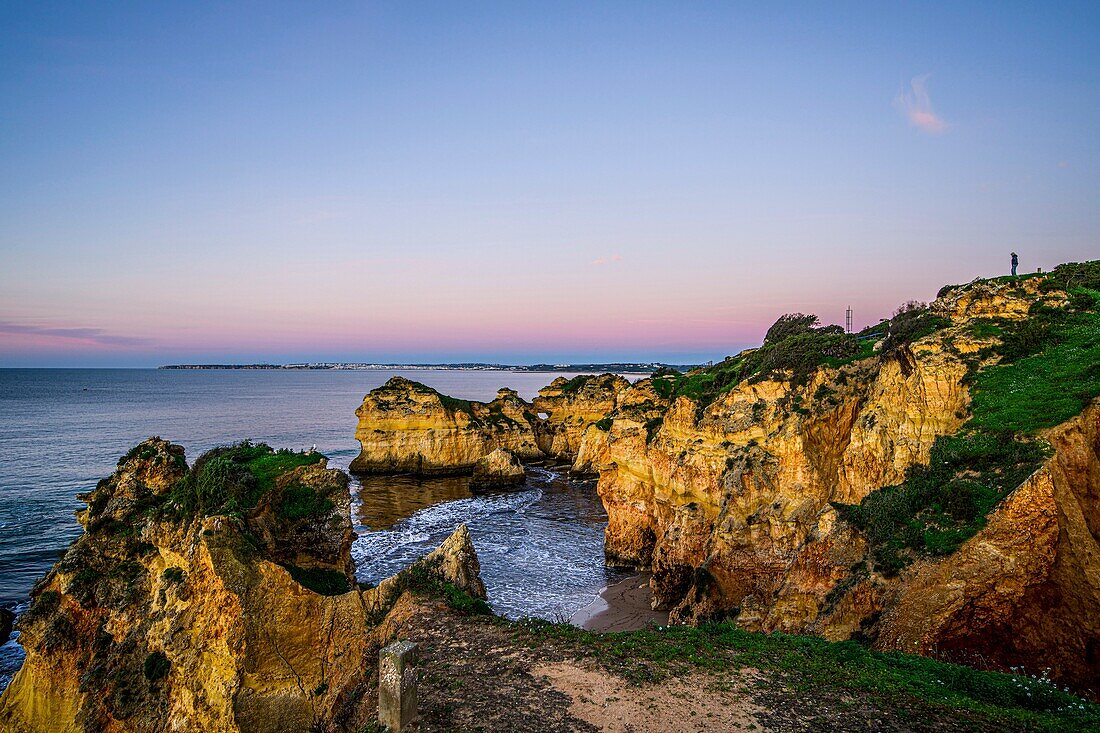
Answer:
[470, 448, 526, 489]
[588, 273, 1100, 693]
[351, 374, 630, 476]
[350, 379, 542, 474]
[532, 374, 630, 460]
[877, 402, 1100, 694]
[0, 438, 488, 733]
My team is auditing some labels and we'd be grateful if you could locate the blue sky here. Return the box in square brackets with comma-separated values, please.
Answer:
[1, 2, 1098, 366]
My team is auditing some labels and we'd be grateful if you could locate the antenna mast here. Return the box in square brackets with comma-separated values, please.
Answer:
[845, 306, 853, 334]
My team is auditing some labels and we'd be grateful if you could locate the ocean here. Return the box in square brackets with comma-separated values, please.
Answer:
[0, 368, 633, 691]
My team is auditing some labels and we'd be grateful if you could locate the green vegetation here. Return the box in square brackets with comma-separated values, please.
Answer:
[284, 564, 351, 595]
[437, 393, 475, 414]
[650, 374, 678, 400]
[277, 483, 334, 521]
[834, 433, 1049, 575]
[513, 618, 1099, 732]
[593, 417, 614, 431]
[1037, 260, 1100, 293]
[837, 262, 1100, 574]
[142, 651, 170, 682]
[878, 301, 950, 356]
[166, 441, 324, 517]
[644, 417, 663, 443]
[667, 314, 865, 408]
[366, 557, 491, 624]
[557, 374, 593, 394]
[970, 302, 1100, 434]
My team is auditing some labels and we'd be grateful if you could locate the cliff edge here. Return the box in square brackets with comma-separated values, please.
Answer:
[0, 439, 487, 733]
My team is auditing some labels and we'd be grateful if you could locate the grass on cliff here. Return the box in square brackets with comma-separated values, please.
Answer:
[969, 295, 1100, 434]
[834, 432, 1049, 575]
[513, 618, 1100, 732]
[283, 564, 351, 595]
[836, 267, 1100, 575]
[166, 441, 324, 517]
[665, 314, 880, 408]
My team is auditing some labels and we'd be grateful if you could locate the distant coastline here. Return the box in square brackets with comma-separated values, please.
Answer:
[158, 361, 698, 373]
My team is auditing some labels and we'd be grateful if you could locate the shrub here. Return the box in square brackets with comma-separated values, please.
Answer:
[1038, 260, 1100, 293]
[166, 442, 324, 518]
[284, 565, 351, 595]
[835, 432, 1048, 575]
[558, 375, 593, 394]
[764, 313, 819, 344]
[277, 484, 334, 521]
[879, 302, 949, 355]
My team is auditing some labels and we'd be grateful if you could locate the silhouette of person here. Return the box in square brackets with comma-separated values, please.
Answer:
[1011, 251, 1018, 276]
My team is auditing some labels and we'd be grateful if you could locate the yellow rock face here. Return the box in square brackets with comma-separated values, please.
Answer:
[591, 277, 1100, 689]
[877, 402, 1100, 694]
[350, 378, 542, 474]
[0, 440, 489, 733]
[351, 374, 631, 475]
[932, 275, 1065, 322]
[596, 334, 969, 625]
[533, 374, 631, 460]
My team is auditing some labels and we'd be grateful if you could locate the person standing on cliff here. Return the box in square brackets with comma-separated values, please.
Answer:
[1011, 251, 1019, 276]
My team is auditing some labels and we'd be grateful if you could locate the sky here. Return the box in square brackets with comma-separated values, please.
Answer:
[1, 2, 1098, 367]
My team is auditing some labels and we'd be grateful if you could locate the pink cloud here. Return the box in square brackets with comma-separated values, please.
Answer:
[895, 75, 948, 134]
[591, 254, 623, 266]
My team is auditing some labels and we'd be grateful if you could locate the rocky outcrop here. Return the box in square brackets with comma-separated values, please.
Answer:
[364, 523, 488, 621]
[533, 374, 630, 460]
[597, 335, 970, 620]
[932, 275, 1065, 322]
[0, 438, 490, 733]
[573, 376, 673, 475]
[350, 378, 542, 475]
[590, 272, 1100, 693]
[470, 448, 526, 489]
[877, 402, 1100, 695]
[351, 374, 632, 476]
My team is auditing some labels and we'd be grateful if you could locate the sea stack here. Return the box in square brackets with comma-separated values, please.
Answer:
[349, 378, 542, 475]
[470, 448, 526, 489]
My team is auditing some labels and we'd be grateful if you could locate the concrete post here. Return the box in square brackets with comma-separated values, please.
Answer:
[379, 640, 418, 731]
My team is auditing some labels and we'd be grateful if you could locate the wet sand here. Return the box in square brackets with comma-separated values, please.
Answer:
[571, 573, 668, 632]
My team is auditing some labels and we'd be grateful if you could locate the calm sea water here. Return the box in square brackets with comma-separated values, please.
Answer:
[0, 368, 633, 691]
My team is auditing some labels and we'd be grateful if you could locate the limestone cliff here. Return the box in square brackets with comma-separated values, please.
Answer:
[350, 378, 542, 474]
[533, 374, 630, 460]
[0, 438, 488, 733]
[590, 268, 1100, 693]
[876, 402, 1100, 694]
[350, 374, 630, 476]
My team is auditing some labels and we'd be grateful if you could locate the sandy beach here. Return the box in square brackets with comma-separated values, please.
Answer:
[570, 573, 669, 632]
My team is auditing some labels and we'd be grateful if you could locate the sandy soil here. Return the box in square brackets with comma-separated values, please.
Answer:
[570, 574, 668, 632]
[535, 661, 766, 732]
[377, 594, 1006, 733]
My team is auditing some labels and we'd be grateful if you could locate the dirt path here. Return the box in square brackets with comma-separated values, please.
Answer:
[379, 595, 1004, 733]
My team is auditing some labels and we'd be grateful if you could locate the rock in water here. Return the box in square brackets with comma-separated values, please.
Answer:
[362, 523, 488, 617]
[470, 448, 526, 489]
[0, 607, 12, 645]
[350, 378, 542, 475]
